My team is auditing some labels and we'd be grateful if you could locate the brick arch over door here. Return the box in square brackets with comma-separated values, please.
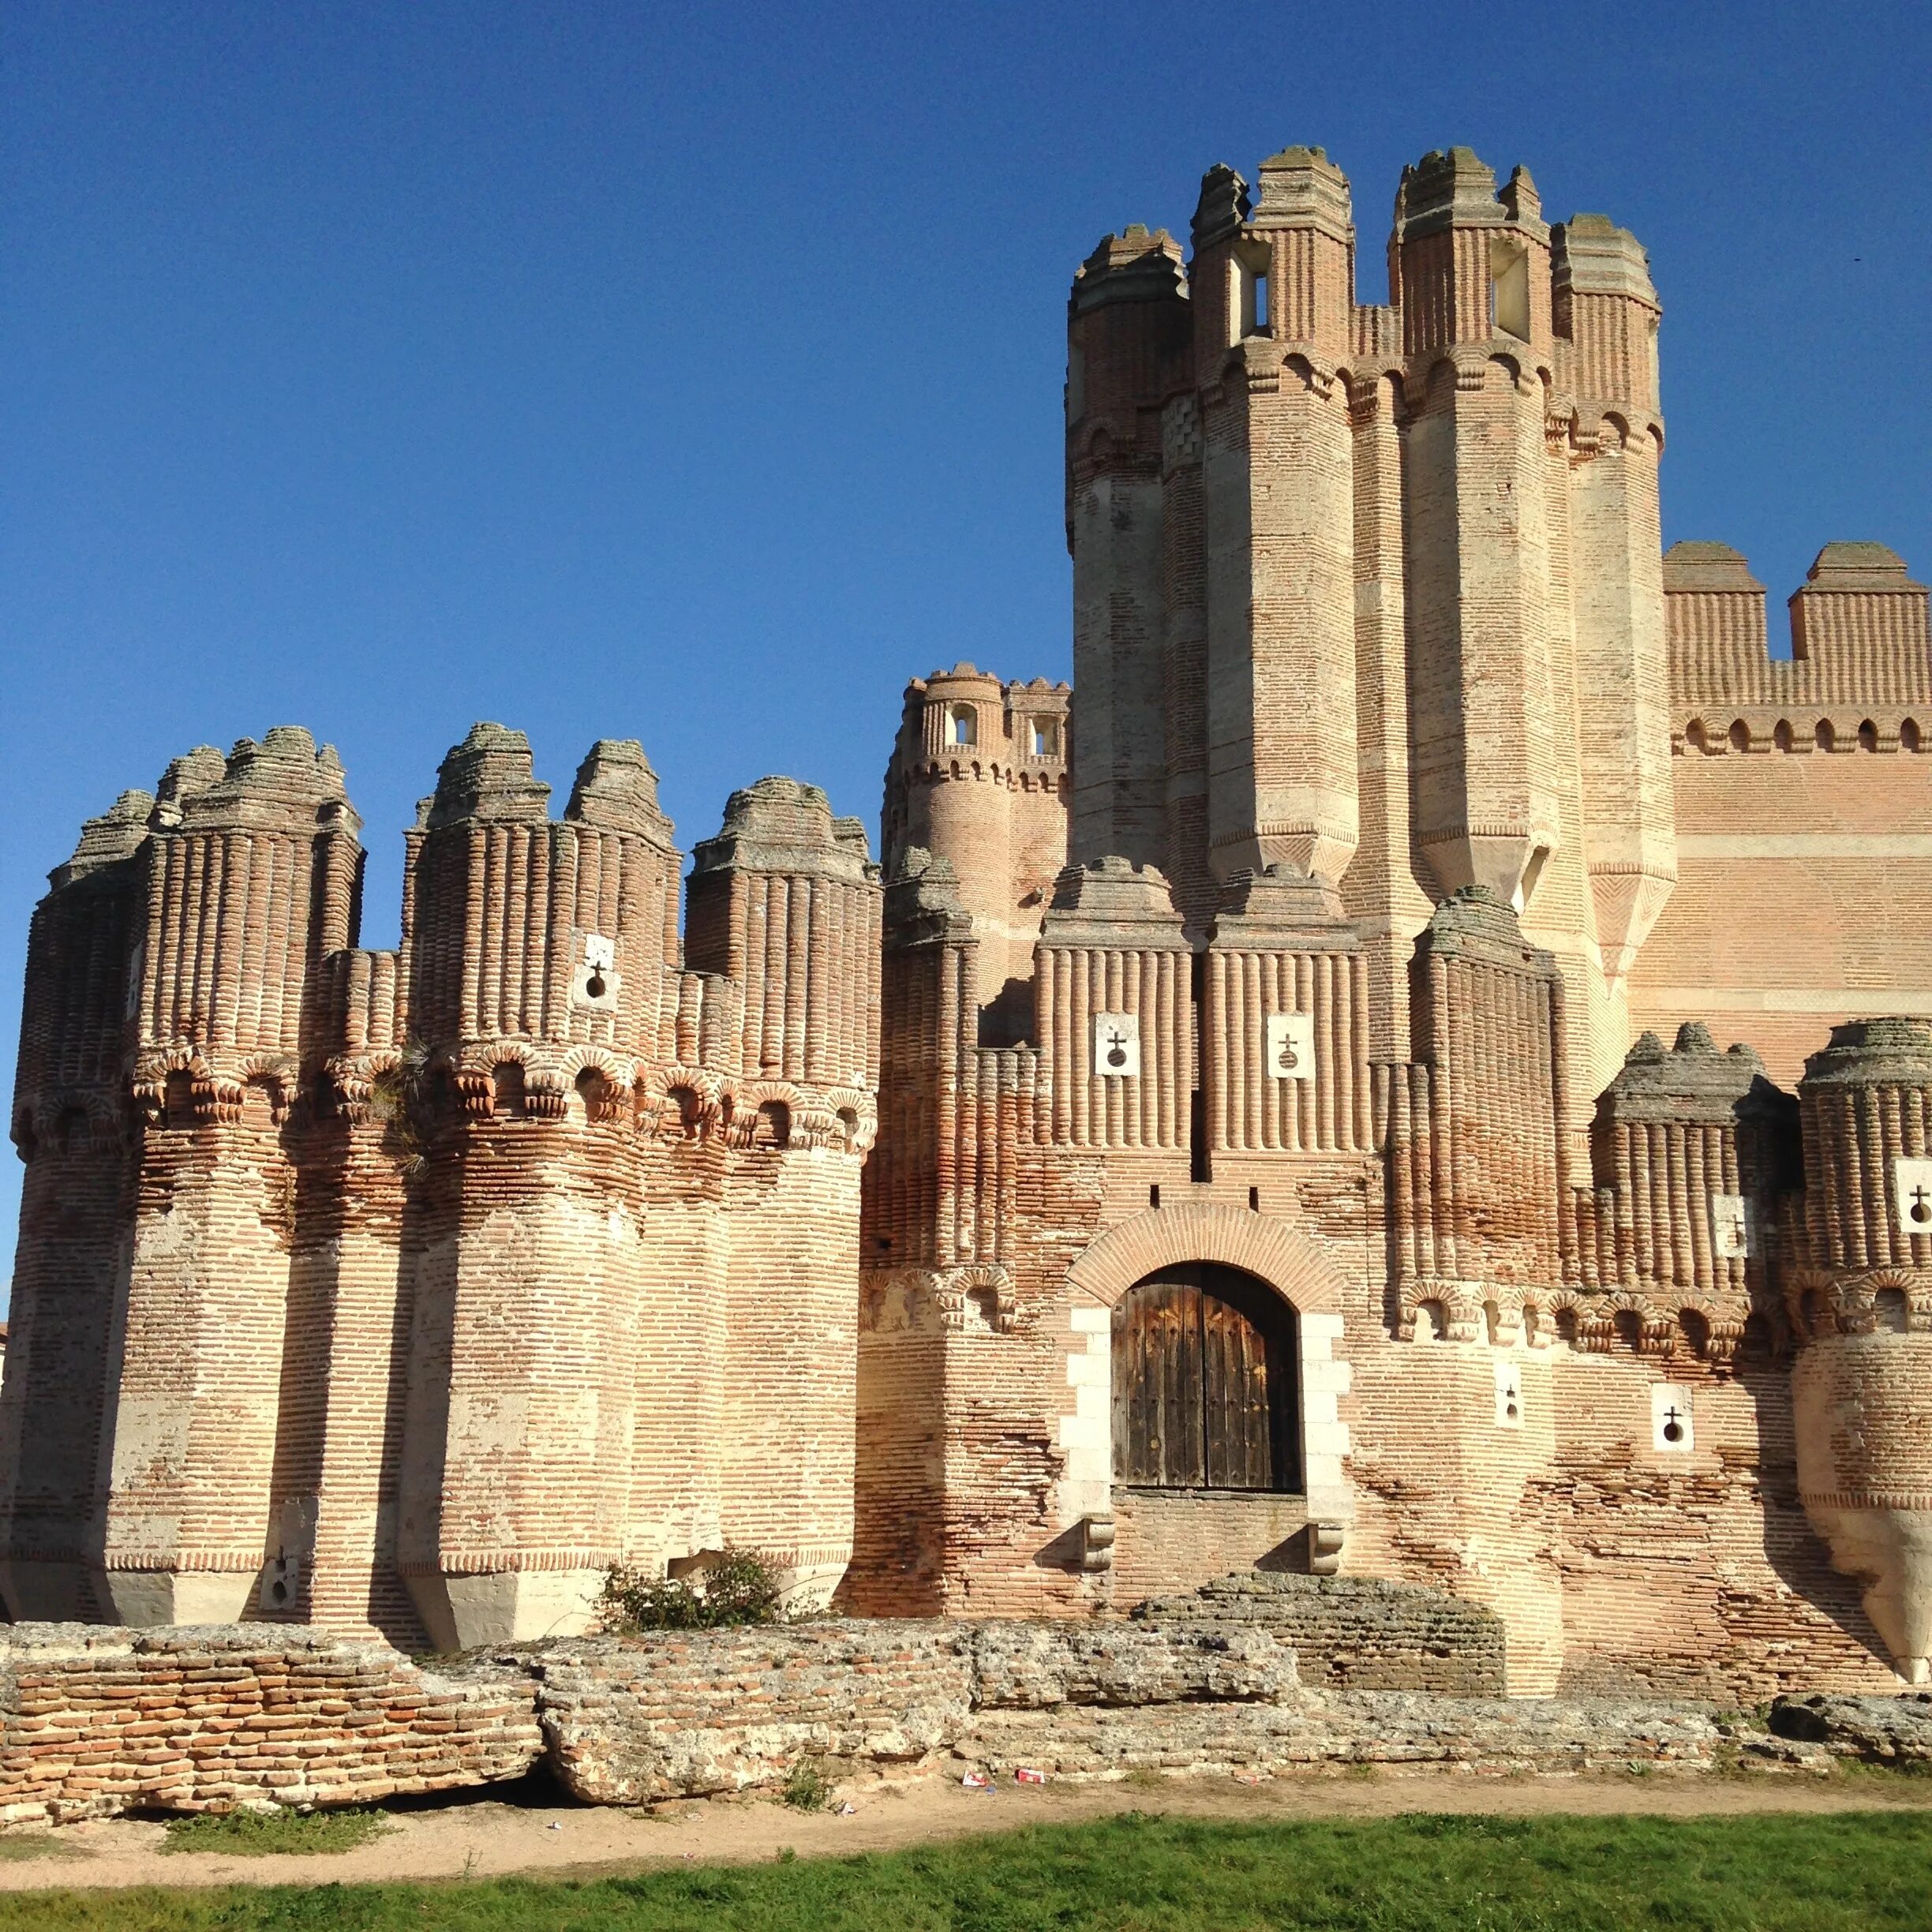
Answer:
[1065, 1204, 1346, 1316]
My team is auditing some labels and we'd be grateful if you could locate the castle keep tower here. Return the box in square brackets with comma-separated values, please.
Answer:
[862, 137, 1931, 1697]
[1054, 145, 1673, 1092]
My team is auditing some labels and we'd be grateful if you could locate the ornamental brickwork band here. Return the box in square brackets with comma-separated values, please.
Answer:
[8, 140, 1932, 1700]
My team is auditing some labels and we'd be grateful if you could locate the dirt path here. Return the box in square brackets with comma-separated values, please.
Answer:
[4, 1765, 1931, 1893]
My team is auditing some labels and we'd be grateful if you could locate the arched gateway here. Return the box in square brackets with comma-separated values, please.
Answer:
[1054, 1205, 1352, 1582]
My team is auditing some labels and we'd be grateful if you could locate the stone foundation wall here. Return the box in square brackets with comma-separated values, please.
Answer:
[0, 1608, 1892, 1825]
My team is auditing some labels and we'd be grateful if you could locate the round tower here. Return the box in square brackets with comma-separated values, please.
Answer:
[1791, 1017, 1932, 1681]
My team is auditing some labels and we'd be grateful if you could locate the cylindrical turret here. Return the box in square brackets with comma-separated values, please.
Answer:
[99, 728, 360, 1624]
[0, 790, 152, 1619]
[881, 668, 1070, 1041]
[1791, 1018, 1932, 1682]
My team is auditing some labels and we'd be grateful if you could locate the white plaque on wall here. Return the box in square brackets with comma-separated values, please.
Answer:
[1897, 1159, 1932, 1237]
[1264, 1012, 1315, 1082]
[1651, 1383, 1694, 1454]
[1093, 1013, 1140, 1078]
[1710, 1193, 1750, 1260]
[1493, 1355, 1522, 1430]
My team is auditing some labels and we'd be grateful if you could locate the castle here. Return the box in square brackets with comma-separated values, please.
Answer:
[6, 142, 1932, 1698]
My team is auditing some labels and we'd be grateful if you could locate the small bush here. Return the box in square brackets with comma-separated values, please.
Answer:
[601, 1547, 785, 1632]
[781, 1759, 833, 1812]
[161, 1807, 392, 1856]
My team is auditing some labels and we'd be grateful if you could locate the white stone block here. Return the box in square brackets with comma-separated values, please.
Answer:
[1304, 1421, 1351, 1457]
[1301, 1357, 1352, 1395]
[1057, 1412, 1106, 1451]
[1069, 1305, 1112, 1335]
[1301, 1312, 1346, 1342]
[1065, 1350, 1108, 1388]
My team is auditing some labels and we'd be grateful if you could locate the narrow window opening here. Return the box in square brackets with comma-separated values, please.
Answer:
[164, 1069, 196, 1125]
[1815, 719, 1836, 752]
[1859, 718, 1879, 752]
[1189, 951, 1209, 1183]
[492, 1061, 527, 1120]
[1490, 239, 1530, 342]
[1032, 717, 1058, 758]
[1774, 719, 1795, 751]
[1249, 1185, 1260, 1212]
[1728, 720, 1750, 753]
[1904, 719, 1922, 752]
[1149, 1183, 1161, 1209]
[950, 706, 976, 747]
[1514, 844, 1551, 915]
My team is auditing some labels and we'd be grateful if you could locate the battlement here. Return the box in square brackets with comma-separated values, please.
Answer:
[1069, 142, 1657, 435]
[1666, 540, 1931, 735]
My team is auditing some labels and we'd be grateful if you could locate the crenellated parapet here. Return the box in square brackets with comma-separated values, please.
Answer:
[1667, 541, 1931, 738]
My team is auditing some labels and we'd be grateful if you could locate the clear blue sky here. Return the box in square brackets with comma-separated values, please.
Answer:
[4, 0, 1929, 1282]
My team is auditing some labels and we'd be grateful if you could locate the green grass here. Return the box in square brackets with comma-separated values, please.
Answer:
[0, 1833, 79, 1862]
[2, 1810, 1931, 1928]
[158, 1807, 392, 1857]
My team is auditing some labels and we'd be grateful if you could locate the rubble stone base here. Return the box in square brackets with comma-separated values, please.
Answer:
[0, 1608, 1918, 1824]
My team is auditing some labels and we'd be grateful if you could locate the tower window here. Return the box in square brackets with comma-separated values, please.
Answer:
[1032, 717, 1058, 758]
[1235, 256, 1268, 339]
[1111, 1264, 1300, 1492]
[950, 706, 977, 747]
[1490, 239, 1530, 342]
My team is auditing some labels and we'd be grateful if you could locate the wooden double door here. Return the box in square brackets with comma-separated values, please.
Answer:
[1110, 1264, 1301, 1492]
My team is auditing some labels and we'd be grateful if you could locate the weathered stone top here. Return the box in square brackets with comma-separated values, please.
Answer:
[1799, 542, 1925, 593]
[1598, 1021, 1784, 1126]
[1069, 224, 1186, 313]
[1413, 885, 1554, 975]
[1663, 541, 1765, 594]
[1552, 212, 1657, 306]
[883, 847, 975, 945]
[689, 775, 876, 883]
[155, 746, 227, 807]
[163, 725, 357, 837]
[1041, 856, 1187, 949]
[563, 738, 675, 846]
[1208, 863, 1357, 952]
[1395, 145, 1531, 238]
[427, 722, 552, 829]
[51, 789, 154, 889]
[1190, 162, 1251, 249]
[1802, 1017, 1932, 1091]
[1252, 144, 1352, 240]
